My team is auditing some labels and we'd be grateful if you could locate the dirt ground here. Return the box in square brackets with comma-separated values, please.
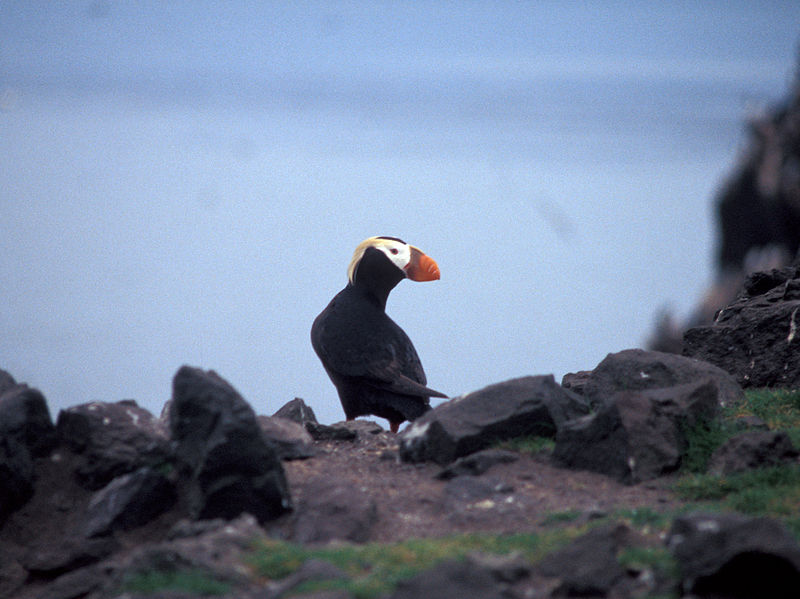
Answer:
[281, 421, 686, 543]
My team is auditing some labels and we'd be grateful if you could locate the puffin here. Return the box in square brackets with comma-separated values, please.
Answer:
[311, 236, 447, 432]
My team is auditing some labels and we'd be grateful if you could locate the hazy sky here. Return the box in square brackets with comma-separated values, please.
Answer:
[2, 2, 799, 426]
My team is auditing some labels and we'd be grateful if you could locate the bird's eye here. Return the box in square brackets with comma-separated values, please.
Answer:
[390, 248, 399, 255]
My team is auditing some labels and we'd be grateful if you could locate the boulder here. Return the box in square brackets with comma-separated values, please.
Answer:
[257, 415, 316, 460]
[0, 381, 55, 521]
[667, 512, 800, 598]
[684, 263, 800, 388]
[0, 384, 58, 457]
[56, 400, 171, 490]
[581, 348, 744, 408]
[168, 366, 292, 524]
[399, 375, 589, 465]
[0, 369, 17, 395]
[83, 467, 177, 537]
[273, 397, 319, 425]
[388, 559, 505, 599]
[552, 378, 720, 484]
[708, 430, 799, 475]
[537, 524, 635, 597]
[0, 435, 34, 521]
[292, 476, 377, 543]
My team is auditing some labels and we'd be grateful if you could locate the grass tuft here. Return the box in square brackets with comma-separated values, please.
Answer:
[495, 435, 555, 455]
[120, 569, 231, 596]
[248, 529, 584, 598]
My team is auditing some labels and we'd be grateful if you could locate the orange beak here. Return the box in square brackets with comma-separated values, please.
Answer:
[405, 246, 440, 282]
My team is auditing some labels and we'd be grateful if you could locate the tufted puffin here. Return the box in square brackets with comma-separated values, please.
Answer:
[311, 236, 447, 433]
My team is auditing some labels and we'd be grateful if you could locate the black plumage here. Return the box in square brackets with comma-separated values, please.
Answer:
[311, 237, 446, 432]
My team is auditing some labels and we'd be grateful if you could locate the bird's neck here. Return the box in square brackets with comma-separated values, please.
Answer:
[348, 277, 399, 311]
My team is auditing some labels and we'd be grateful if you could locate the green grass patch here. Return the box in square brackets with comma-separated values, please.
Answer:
[679, 387, 800, 474]
[736, 388, 800, 429]
[617, 545, 679, 582]
[248, 529, 583, 599]
[615, 507, 672, 530]
[539, 509, 583, 526]
[119, 568, 231, 596]
[676, 465, 800, 520]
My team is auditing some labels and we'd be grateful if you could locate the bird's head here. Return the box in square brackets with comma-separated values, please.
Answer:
[347, 236, 440, 286]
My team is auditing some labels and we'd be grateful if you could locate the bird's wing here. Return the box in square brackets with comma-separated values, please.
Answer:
[312, 310, 447, 398]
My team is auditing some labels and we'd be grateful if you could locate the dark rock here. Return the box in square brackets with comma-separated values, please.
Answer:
[23, 536, 118, 579]
[0, 434, 34, 521]
[35, 563, 112, 599]
[684, 263, 800, 388]
[465, 551, 531, 583]
[388, 559, 505, 599]
[84, 467, 177, 537]
[258, 415, 316, 460]
[56, 400, 171, 490]
[667, 512, 800, 598]
[0, 369, 16, 395]
[273, 397, 318, 425]
[537, 523, 634, 597]
[0, 384, 58, 457]
[169, 366, 292, 524]
[305, 421, 358, 441]
[581, 348, 744, 408]
[560, 370, 592, 395]
[552, 378, 720, 484]
[133, 513, 264, 581]
[708, 430, 799, 475]
[292, 476, 377, 543]
[0, 552, 26, 599]
[399, 375, 589, 465]
[435, 449, 519, 480]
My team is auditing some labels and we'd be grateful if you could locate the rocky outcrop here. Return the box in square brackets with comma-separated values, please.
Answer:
[169, 366, 292, 524]
[684, 262, 800, 387]
[0, 344, 795, 598]
[399, 375, 589, 465]
[648, 56, 800, 353]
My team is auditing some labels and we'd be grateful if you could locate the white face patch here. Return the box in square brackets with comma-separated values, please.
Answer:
[347, 236, 411, 283]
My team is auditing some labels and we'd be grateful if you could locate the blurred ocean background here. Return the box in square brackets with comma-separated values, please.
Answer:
[2, 2, 799, 425]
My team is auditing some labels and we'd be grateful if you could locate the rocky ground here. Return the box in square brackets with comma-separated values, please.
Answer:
[2, 329, 799, 598]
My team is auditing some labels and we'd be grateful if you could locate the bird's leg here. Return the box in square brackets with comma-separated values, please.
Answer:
[390, 421, 400, 433]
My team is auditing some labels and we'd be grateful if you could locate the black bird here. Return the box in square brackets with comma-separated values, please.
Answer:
[311, 236, 447, 432]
